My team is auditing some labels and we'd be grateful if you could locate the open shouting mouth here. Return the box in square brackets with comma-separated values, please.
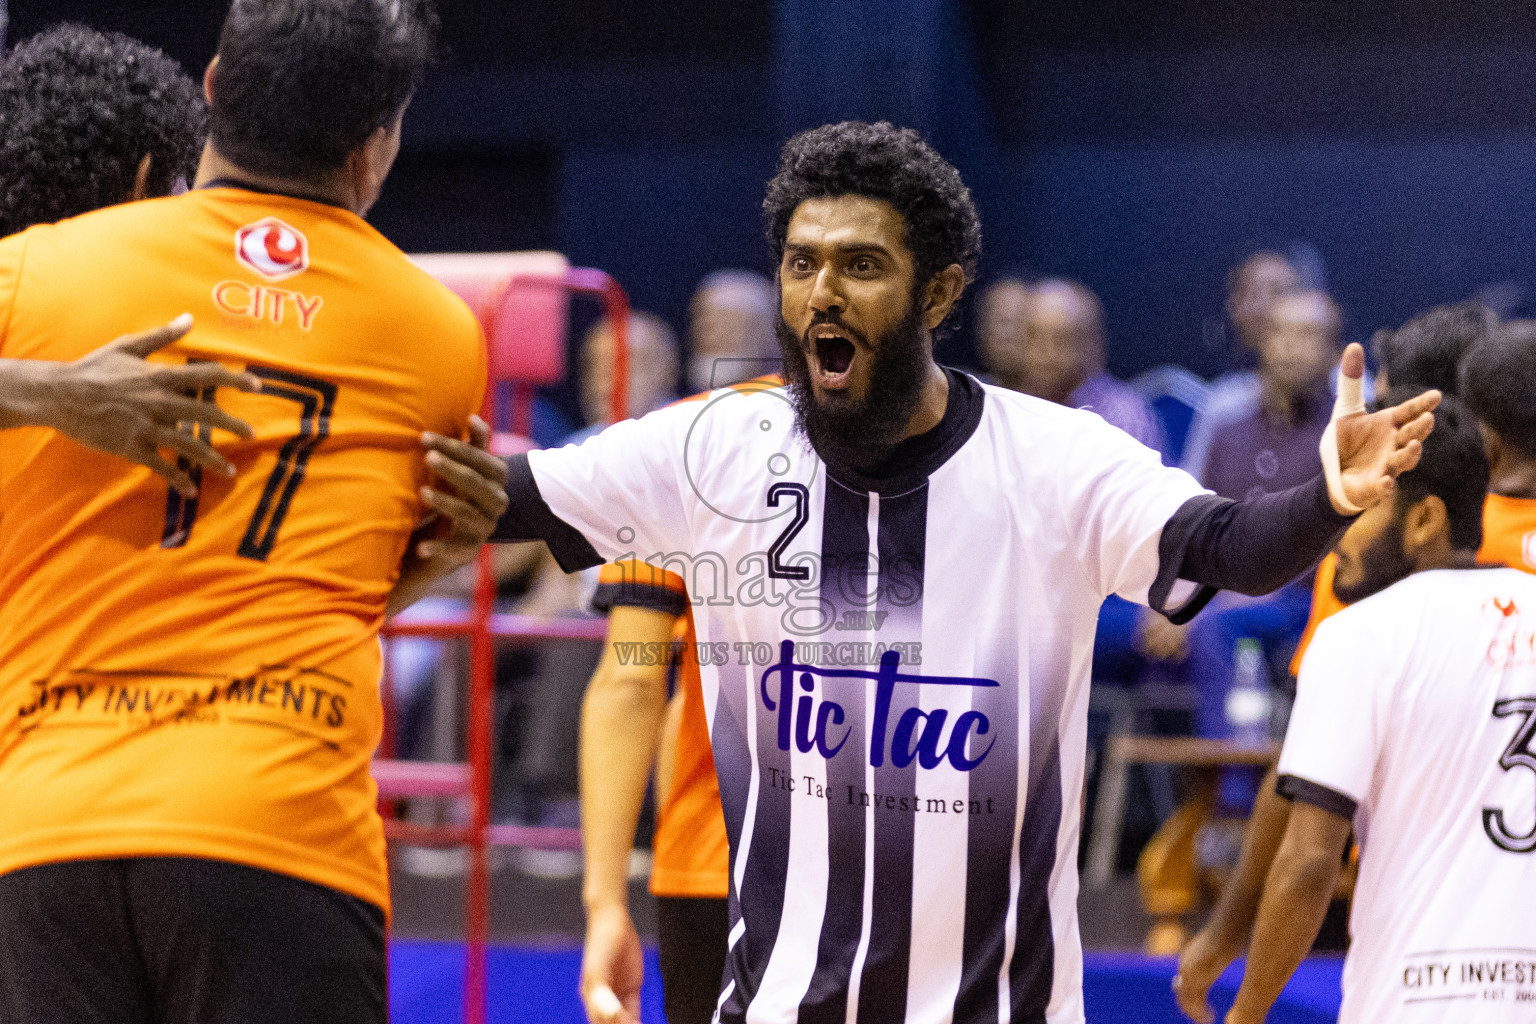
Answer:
[808, 322, 861, 390]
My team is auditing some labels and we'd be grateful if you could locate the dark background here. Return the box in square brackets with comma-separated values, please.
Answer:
[14, 0, 1536, 384]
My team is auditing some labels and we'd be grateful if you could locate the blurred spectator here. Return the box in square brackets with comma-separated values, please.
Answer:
[980, 277, 1165, 689]
[1181, 252, 1302, 482]
[575, 310, 681, 438]
[529, 309, 685, 447]
[1201, 290, 1339, 503]
[978, 277, 1165, 453]
[1473, 280, 1535, 322]
[976, 276, 1031, 382]
[688, 269, 779, 391]
[1143, 292, 1341, 770]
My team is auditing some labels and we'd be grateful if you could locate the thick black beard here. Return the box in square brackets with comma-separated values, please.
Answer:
[1332, 509, 1418, 604]
[776, 303, 931, 473]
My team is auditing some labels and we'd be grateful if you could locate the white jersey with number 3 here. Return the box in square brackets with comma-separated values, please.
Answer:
[1284, 567, 1536, 1023]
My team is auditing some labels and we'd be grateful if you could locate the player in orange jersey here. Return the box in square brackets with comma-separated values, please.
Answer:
[0, 25, 262, 494]
[580, 560, 731, 1024]
[0, 3, 507, 1023]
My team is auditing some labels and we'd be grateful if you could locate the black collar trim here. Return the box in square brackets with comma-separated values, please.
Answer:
[199, 177, 345, 210]
[819, 367, 985, 496]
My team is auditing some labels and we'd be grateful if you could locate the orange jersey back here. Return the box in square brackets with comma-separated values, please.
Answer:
[1477, 493, 1536, 572]
[0, 188, 486, 912]
[1290, 494, 1536, 675]
[593, 560, 729, 899]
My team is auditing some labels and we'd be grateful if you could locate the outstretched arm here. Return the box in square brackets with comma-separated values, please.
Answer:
[1226, 801, 1351, 1024]
[1173, 764, 1292, 1023]
[579, 604, 677, 1024]
[487, 403, 696, 570]
[0, 315, 261, 497]
[387, 417, 510, 616]
[1152, 344, 1438, 618]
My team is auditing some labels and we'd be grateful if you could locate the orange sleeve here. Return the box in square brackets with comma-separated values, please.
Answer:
[592, 558, 690, 616]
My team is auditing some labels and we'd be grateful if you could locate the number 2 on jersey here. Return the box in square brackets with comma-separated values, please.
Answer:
[1483, 696, 1536, 853]
[766, 482, 810, 581]
[160, 365, 337, 561]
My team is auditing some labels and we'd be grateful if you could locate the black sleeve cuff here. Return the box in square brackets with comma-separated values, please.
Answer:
[591, 579, 690, 617]
[488, 453, 603, 572]
[1276, 773, 1358, 821]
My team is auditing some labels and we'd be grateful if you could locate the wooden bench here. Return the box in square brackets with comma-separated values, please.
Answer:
[1086, 736, 1281, 954]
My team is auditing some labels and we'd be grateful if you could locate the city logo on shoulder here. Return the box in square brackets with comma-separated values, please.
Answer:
[216, 218, 323, 330]
[235, 217, 308, 280]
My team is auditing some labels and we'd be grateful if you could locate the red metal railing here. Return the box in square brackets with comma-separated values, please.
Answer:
[376, 266, 628, 1024]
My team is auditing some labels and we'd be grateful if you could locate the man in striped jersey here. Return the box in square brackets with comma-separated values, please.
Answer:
[495, 121, 1439, 1023]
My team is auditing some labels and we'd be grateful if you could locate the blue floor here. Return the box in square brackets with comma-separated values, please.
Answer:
[1082, 952, 1342, 1024]
[389, 942, 1342, 1023]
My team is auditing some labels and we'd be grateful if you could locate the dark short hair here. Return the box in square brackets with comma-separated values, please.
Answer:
[1459, 319, 1536, 459]
[1373, 301, 1495, 395]
[0, 24, 205, 236]
[764, 121, 982, 337]
[1383, 389, 1489, 552]
[209, 0, 438, 180]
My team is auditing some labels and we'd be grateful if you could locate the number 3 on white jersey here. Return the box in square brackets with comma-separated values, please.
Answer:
[1484, 696, 1536, 853]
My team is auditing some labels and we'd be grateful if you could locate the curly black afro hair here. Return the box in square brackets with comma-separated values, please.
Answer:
[0, 24, 206, 237]
[764, 121, 982, 335]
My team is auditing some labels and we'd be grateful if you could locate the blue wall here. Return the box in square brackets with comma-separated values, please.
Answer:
[1022, 136, 1536, 378]
[15, 1, 1536, 385]
[992, 37, 1536, 376]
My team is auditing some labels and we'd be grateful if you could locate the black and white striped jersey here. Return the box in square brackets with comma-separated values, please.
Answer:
[504, 369, 1208, 1023]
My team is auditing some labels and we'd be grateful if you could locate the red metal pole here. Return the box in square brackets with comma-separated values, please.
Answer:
[464, 542, 495, 1024]
[428, 266, 628, 1024]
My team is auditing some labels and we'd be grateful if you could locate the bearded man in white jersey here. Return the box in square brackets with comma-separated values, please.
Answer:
[1228, 393, 1536, 1023]
[494, 121, 1438, 1024]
